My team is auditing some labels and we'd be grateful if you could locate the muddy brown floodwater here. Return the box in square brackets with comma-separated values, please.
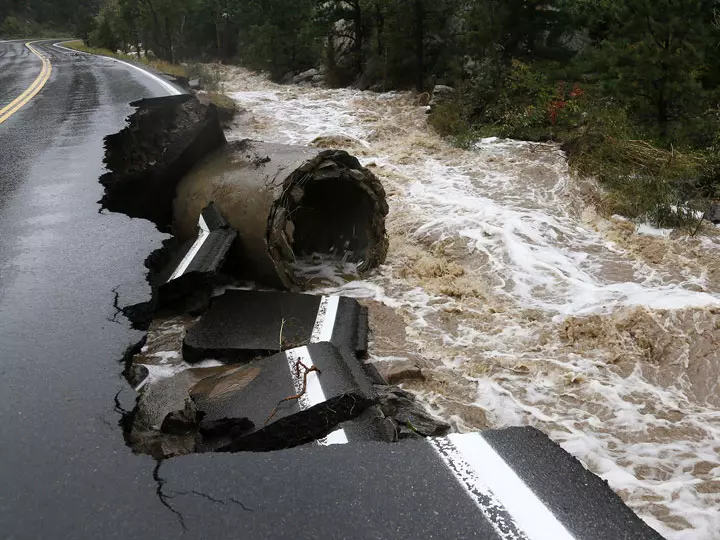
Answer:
[167, 65, 720, 539]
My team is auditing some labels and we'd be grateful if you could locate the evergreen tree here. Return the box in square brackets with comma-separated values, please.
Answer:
[588, 0, 717, 139]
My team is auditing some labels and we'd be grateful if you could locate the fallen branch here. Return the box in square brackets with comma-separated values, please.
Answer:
[265, 359, 321, 424]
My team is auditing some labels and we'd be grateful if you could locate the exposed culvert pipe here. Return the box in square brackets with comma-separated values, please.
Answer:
[173, 140, 389, 289]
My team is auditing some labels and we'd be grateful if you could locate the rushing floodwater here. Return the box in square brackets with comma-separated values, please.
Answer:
[216, 66, 720, 539]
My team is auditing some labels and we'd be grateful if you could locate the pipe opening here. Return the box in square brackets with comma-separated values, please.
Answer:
[291, 178, 374, 262]
[268, 153, 387, 288]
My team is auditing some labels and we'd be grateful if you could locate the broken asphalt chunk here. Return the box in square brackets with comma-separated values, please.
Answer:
[154, 203, 237, 312]
[192, 342, 375, 452]
[183, 290, 367, 363]
[99, 95, 226, 230]
[199, 417, 254, 439]
[160, 399, 202, 436]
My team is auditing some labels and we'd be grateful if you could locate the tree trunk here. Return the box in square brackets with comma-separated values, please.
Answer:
[374, 2, 384, 54]
[352, 1, 363, 77]
[142, 0, 165, 59]
[657, 93, 668, 138]
[215, 13, 223, 58]
[414, 0, 425, 92]
[164, 15, 174, 63]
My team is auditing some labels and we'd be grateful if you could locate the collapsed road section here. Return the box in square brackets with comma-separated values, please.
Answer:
[101, 95, 388, 290]
[103, 94, 666, 540]
[126, 288, 449, 458]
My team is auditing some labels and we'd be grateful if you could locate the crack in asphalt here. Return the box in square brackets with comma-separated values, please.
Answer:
[153, 461, 187, 532]
[108, 285, 123, 324]
[153, 460, 254, 533]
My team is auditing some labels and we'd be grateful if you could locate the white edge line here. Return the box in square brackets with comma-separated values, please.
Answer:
[168, 215, 211, 281]
[310, 295, 340, 343]
[284, 346, 348, 446]
[445, 432, 576, 540]
[53, 41, 183, 96]
[321, 428, 349, 445]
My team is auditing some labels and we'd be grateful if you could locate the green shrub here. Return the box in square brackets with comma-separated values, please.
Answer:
[565, 132, 709, 227]
[1, 15, 25, 37]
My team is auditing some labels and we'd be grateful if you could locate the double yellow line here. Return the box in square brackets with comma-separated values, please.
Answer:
[0, 41, 52, 125]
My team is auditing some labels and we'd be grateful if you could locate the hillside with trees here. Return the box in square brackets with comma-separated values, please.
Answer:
[4, 0, 720, 226]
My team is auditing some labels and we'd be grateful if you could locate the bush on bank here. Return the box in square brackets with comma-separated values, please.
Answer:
[429, 59, 719, 229]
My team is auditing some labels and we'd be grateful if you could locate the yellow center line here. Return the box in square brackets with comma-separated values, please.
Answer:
[0, 41, 53, 125]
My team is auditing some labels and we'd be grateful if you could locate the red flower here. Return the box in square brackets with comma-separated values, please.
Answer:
[548, 100, 567, 125]
[569, 83, 584, 98]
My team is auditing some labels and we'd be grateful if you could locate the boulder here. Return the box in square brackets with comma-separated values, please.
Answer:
[126, 364, 149, 388]
[375, 385, 450, 438]
[372, 359, 425, 385]
[280, 71, 294, 85]
[429, 84, 457, 112]
[293, 68, 319, 84]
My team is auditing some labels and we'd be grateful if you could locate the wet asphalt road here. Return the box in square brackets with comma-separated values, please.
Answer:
[0, 39, 184, 537]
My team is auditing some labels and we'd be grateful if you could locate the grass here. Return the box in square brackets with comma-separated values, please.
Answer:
[62, 40, 188, 78]
[205, 91, 236, 112]
[563, 130, 711, 227]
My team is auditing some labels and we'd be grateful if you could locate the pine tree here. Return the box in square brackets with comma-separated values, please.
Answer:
[589, 0, 716, 139]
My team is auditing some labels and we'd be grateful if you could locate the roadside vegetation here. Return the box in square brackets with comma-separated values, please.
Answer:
[0, 15, 66, 38]
[62, 39, 188, 77]
[7, 0, 720, 229]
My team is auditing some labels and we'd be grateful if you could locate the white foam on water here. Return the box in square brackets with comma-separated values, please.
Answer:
[635, 223, 673, 238]
[221, 66, 720, 539]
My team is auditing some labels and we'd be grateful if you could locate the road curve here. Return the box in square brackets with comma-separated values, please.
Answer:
[0, 39, 194, 538]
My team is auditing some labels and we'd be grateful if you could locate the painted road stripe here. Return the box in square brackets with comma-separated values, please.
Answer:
[167, 215, 211, 281]
[430, 433, 576, 540]
[284, 346, 349, 446]
[284, 298, 348, 445]
[310, 295, 340, 343]
[53, 42, 182, 96]
[311, 296, 348, 445]
[0, 41, 52, 125]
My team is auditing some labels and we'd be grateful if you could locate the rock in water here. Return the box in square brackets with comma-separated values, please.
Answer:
[99, 95, 226, 230]
[429, 84, 456, 112]
[375, 385, 451, 438]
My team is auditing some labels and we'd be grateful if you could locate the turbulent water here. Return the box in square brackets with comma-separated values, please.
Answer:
[216, 66, 720, 539]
